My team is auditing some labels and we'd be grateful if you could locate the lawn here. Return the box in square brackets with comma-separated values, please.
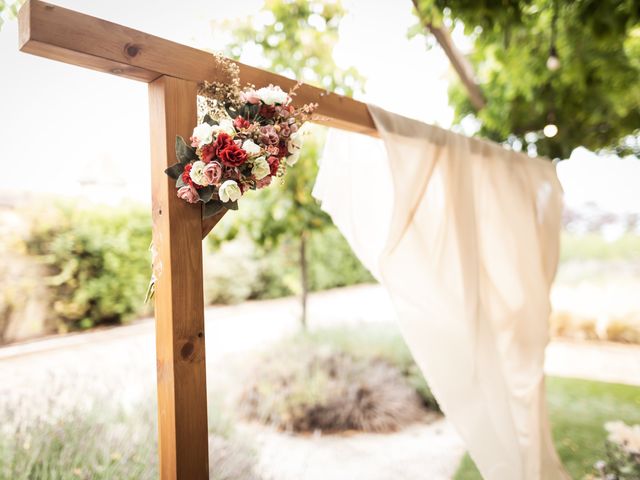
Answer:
[454, 377, 640, 479]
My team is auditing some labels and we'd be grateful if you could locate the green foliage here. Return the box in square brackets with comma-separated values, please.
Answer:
[26, 204, 152, 331]
[413, 1, 640, 158]
[212, 0, 368, 326]
[560, 233, 640, 263]
[454, 377, 640, 479]
[221, 0, 364, 96]
[0, 0, 24, 30]
[204, 227, 374, 305]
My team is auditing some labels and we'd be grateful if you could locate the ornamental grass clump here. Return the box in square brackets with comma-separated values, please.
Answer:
[239, 342, 426, 433]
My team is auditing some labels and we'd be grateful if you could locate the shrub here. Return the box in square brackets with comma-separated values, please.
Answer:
[550, 311, 599, 341]
[26, 203, 152, 331]
[240, 342, 425, 433]
[300, 326, 440, 410]
[605, 315, 640, 344]
[0, 396, 263, 480]
[204, 225, 375, 305]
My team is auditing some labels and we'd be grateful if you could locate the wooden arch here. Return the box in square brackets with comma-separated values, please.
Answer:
[17, 1, 379, 478]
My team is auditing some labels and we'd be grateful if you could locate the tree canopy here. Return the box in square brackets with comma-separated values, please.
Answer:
[413, 0, 640, 159]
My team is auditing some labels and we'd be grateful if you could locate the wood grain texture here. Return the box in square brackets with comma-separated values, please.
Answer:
[149, 76, 209, 480]
[18, 0, 377, 136]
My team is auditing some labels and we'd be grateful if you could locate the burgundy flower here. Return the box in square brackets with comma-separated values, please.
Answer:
[259, 104, 276, 119]
[213, 133, 233, 158]
[219, 143, 248, 167]
[267, 155, 280, 176]
[200, 144, 215, 163]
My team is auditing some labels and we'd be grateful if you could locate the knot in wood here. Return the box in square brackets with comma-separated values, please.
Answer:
[180, 341, 195, 360]
[124, 43, 140, 57]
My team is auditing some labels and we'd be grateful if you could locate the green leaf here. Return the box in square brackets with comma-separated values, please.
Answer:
[175, 136, 198, 164]
[164, 162, 184, 180]
[198, 186, 215, 203]
[226, 200, 239, 211]
[176, 176, 186, 189]
[203, 200, 225, 218]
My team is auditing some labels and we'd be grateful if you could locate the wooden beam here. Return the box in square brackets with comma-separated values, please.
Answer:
[18, 0, 377, 136]
[411, 0, 485, 111]
[149, 75, 209, 480]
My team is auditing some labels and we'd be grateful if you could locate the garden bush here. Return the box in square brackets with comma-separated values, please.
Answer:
[26, 203, 152, 331]
[205, 225, 375, 305]
[239, 325, 439, 433]
[240, 343, 425, 433]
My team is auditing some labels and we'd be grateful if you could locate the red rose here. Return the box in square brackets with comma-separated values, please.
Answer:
[219, 143, 248, 167]
[200, 144, 215, 163]
[267, 155, 280, 176]
[234, 116, 251, 129]
[213, 133, 233, 158]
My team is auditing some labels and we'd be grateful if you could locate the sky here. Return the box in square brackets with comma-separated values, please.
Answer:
[0, 0, 638, 215]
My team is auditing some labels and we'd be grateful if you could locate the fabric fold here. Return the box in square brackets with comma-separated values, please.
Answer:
[313, 104, 569, 480]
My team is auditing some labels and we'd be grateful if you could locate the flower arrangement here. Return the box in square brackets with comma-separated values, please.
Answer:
[164, 55, 318, 218]
[589, 421, 640, 480]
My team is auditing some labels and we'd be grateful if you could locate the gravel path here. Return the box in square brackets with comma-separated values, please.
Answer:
[1, 284, 639, 479]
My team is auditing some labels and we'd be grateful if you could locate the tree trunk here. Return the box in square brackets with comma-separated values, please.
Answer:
[299, 231, 309, 330]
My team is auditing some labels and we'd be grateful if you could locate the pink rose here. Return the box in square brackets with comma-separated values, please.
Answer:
[203, 161, 223, 185]
[240, 89, 260, 104]
[177, 185, 199, 203]
[256, 175, 272, 189]
[259, 125, 279, 145]
[279, 123, 291, 138]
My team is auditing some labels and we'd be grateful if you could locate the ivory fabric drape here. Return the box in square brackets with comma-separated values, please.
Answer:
[313, 105, 570, 480]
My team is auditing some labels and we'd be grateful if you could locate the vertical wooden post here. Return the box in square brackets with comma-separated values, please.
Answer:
[149, 75, 209, 480]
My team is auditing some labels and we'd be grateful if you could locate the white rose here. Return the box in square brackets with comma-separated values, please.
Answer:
[192, 123, 215, 147]
[242, 139, 262, 156]
[218, 179, 242, 203]
[286, 151, 300, 166]
[212, 118, 236, 137]
[189, 161, 209, 186]
[256, 86, 289, 105]
[251, 156, 270, 180]
[287, 130, 303, 154]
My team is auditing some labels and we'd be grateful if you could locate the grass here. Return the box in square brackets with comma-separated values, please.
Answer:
[454, 377, 640, 480]
[560, 233, 640, 263]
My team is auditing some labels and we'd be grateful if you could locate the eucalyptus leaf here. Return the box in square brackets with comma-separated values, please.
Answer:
[203, 200, 225, 219]
[164, 162, 184, 180]
[176, 176, 186, 188]
[226, 200, 239, 211]
[175, 136, 198, 164]
[198, 186, 215, 203]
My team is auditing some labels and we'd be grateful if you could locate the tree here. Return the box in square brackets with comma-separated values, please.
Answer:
[412, 0, 640, 159]
[0, 0, 24, 30]
[211, 0, 365, 328]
